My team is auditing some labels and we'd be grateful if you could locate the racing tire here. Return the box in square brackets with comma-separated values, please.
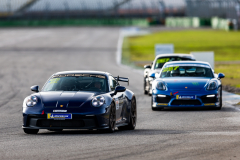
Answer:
[23, 128, 39, 134]
[148, 85, 152, 96]
[118, 98, 137, 130]
[47, 129, 63, 132]
[144, 77, 148, 95]
[214, 87, 222, 110]
[144, 90, 148, 95]
[104, 103, 116, 133]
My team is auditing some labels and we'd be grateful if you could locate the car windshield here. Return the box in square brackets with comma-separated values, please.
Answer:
[42, 74, 108, 92]
[160, 64, 214, 78]
[154, 57, 194, 69]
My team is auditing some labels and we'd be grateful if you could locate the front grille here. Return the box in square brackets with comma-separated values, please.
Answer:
[201, 96, 216, 103]
[171, 100, 201, 105]
[157, 96, 171, 103]
[37, 119, 84, 127]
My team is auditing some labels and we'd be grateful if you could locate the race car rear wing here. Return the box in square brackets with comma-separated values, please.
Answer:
[114, 76, 129, 85]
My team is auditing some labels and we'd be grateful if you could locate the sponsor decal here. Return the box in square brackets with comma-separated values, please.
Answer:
[157, 58, 170, 63]
[157, 103, 168, 106]
[53, 110, 67, 112]
[165, 64, 211, 68]
[115, 98, 120, 110]
[48, 78, 60, 84]
[47, 113, 72, 119]
[53, 74, 105, 79]
[177, 95, 196, 100]
[162, 66, 179, 72]
[173, 91, 179, 95]
[204, 103, 215, 106]
[192, 82, 199, 86]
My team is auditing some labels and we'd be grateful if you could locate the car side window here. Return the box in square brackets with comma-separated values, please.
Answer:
[109, 76, 118, 91]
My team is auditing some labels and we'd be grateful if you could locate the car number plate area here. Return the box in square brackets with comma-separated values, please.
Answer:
[47, 113, 72, 120]
[176, 95, 196, 100]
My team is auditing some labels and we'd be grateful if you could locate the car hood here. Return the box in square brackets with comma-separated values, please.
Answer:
[39, 91, 100, 108]
[163, 78, 210, 91]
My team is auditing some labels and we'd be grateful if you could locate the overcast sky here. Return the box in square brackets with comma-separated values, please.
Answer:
[0, 0, 185, 12]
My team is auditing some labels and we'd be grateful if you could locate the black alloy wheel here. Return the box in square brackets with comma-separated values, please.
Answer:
[148, 82, 152, 96]
[214, 87, 222, 110]
[144, 77, 148, 95]
[118, 98, 137, 130]
[23, 128, 39, 134]
[107, 103, 116, 133]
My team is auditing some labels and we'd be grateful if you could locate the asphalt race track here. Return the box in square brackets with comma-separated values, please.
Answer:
[1, 27, 240, 160]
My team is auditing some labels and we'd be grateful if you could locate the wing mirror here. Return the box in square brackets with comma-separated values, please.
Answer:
[144, 64, 151, 69]
[31, 85, 39, 93]
[218, 73, 225, 79]
[112, 86, 126, 96]
[149, 72, 155, 78]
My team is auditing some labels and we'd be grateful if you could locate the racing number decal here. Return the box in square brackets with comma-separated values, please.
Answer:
[162, 66, 179, 72]
[157, 58, 170, 63]
[49, 78, 60, 84]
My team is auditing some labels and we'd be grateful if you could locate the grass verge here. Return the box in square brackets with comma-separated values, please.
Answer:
[122, 29, 240, 88]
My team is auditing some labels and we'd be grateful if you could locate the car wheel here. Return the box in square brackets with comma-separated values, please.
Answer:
[144, 77, 148, 95]
[214, 87, 222, 110]
[47, 129, 63, 132]
[118, 98, 137, 130]
[23, 128, 39, 134]
[148, 85, 152, 96]
[106, 103, 116, 133]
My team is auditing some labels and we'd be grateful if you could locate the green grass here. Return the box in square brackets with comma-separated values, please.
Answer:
[122, 29, 240, 88]
[215, 64, 240, 88]
[123, 30, 240, 62]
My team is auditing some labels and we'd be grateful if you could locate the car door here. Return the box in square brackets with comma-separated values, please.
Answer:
[109, 75, 125, 124]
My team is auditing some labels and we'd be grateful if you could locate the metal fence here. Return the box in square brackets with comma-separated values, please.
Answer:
[0, 0, 185, 20]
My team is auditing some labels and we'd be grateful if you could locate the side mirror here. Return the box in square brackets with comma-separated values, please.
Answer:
[114, 86, 126, 95]
[218, 73, 225, 79]
[149, 72, 155, 78]
[144, 64, 151, 69]
[31, 85, 39, 93]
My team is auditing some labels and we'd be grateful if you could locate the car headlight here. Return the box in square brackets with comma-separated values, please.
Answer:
[92, 96, 105, 107]
[26, 95, 38, 107]
[207, 81, 217, 90]
[156, 81, 166, 90]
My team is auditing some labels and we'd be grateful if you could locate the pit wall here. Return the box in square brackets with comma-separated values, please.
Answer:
[0, 18, 149, 27]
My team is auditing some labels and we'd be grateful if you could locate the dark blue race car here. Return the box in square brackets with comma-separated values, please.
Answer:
[151, 61, 225, 110]
[22, 71, 137, 134]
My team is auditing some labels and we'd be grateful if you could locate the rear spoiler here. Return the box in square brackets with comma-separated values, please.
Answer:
[114, 76, 129, 85]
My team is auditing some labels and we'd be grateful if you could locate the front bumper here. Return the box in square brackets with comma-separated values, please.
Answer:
[22, 114, 110, 130]
[152, 90, 220, 108]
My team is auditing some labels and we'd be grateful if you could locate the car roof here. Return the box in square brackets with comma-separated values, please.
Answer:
[164, 61, 211, 67]
[54, 70, 109, 76]
[155, 53, 195, 59]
